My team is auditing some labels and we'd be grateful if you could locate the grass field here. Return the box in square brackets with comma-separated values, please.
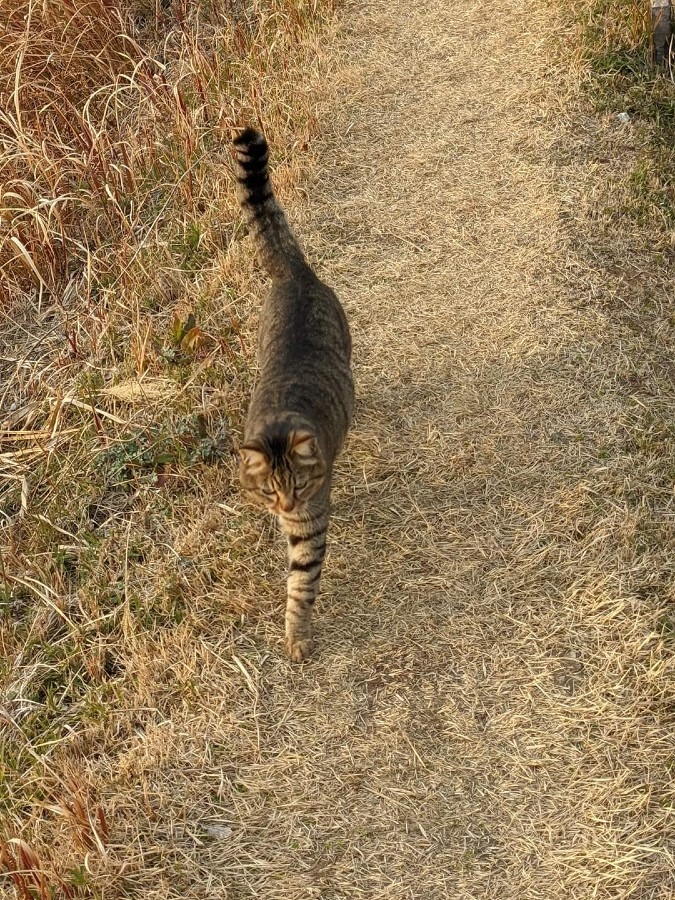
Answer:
[1, 1, 335, 895]
[1, 0, 674, 897]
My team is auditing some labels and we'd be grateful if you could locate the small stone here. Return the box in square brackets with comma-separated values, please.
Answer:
[202, 823, 233, 840]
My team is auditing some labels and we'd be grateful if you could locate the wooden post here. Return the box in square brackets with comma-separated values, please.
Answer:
[651, 0, 672, 66]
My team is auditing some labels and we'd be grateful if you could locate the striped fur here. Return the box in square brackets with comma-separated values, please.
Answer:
[234, 128, 354, 662]
[280, 505, 329, 662]
[232, 127, 305, 279]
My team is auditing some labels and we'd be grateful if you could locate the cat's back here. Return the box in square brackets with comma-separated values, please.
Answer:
[250, 267, 353, 437]
[261, 266, 351, 368]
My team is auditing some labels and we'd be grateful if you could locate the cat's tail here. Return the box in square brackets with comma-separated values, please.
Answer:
[232, 127, 306, 279]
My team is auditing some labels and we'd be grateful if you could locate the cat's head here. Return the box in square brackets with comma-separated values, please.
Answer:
[238, 429, 326, 514]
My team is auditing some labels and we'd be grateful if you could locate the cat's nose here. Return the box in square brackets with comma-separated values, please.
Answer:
[279, 496, 295, 512]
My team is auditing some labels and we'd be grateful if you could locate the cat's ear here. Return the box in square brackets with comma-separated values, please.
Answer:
[238, 442, 270, 474]
[289, 430, 322, 466]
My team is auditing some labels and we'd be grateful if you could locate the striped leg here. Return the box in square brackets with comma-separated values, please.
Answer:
[280, 509, 328, 662]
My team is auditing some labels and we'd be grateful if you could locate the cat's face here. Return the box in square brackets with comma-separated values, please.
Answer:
[239, 430, 326, 514]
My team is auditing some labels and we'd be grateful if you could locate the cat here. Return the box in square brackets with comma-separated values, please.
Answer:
[233, 127, 354, 662]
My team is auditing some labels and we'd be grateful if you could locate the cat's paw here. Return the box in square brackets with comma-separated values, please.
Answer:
[285, 635, 314, 663]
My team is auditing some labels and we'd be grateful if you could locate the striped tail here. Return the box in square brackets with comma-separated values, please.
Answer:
[232, 127, 306, 279]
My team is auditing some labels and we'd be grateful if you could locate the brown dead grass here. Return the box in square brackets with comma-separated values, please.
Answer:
[2, 0, 675, 897]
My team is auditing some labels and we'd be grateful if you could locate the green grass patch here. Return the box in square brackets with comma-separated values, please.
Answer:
[577, 0, 675, 225]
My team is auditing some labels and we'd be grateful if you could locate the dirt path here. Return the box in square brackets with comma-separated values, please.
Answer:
[222, 0, 671, 896]
[62, 1, 671, 897]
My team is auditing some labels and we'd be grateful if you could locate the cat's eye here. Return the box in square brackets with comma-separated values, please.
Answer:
[261, 487, 275, 496]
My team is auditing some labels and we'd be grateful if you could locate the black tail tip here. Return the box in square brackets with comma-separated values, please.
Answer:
[233, 127, 268, 157]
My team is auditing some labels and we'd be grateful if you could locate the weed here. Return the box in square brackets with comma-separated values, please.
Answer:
[95, 415, 228, 486]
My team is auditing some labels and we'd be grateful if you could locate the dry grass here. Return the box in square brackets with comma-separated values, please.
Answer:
[1, 0, 675, 897]
[1, 0, 337, 895]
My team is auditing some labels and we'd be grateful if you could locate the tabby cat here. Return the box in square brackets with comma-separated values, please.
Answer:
[233, 127, 354, 662]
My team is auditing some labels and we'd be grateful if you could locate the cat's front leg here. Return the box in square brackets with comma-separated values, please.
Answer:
[281, 510, 328, 662]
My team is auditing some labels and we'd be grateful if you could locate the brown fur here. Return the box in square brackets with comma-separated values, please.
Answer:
[233, 128, 354, 662]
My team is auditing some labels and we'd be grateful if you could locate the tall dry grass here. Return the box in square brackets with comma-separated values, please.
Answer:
[1, 0, 330, 298]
